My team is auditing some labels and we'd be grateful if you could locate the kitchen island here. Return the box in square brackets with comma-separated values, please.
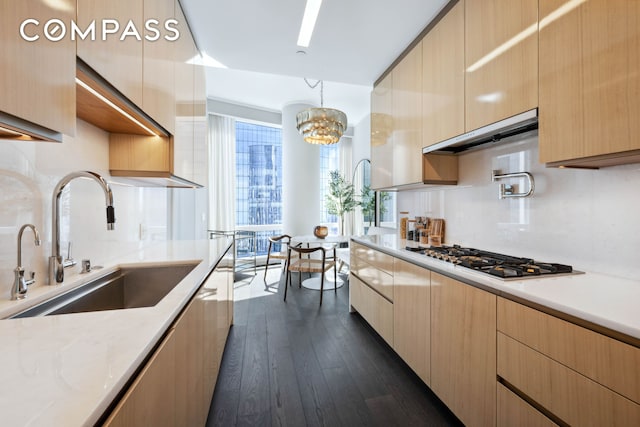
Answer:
[0, 237, 233, 427]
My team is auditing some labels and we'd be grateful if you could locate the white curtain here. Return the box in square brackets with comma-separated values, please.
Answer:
[338, 137, 353, 236]
[208, 114, 236, 232]
[352, 159, 365, 236]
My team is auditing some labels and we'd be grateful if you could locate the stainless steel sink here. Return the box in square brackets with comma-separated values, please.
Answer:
[11, 263, 197, 318]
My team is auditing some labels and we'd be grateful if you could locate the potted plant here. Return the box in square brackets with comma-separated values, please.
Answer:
[326, 170, 357, 235]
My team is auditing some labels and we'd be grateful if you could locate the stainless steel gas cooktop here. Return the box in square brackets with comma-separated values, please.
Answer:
[405, 244, 582, 280]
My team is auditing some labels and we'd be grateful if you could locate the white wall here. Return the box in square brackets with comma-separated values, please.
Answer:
[397, 135, 640, 280]
[0, 120, 170, 299]
[352, 114, 372, 169]
[281, 103, 321, 236]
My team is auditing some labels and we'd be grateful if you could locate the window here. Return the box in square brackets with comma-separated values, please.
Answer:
[235, 121, 283, 256]
[378, 191, 396, 228]
[319, 144, 339, 234]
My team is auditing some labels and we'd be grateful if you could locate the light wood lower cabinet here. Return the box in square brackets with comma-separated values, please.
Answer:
[392, 259, 430, 385]
[200, 256, 232, 419]
[497, 382, 557, 427]
[497, 297, 640, 425]
[104, 249, 233, 426]
[431, 272, 496, 427]
[175, 291, 205, 426]
[498, 297, 640, 405]
[350, 274, 394, 346]
[498, 332, 640, 426]
[104, 329, 177, 427]
[351, 242, 394, 275]
[350, 242, 394, 302]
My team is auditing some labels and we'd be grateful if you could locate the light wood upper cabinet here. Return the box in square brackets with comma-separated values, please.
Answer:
[539, 0, 640, 167]
[77, 0, 144, 107]
[109, 133, 172, 174]
[371, 73, 394, 190]
[392, 42, 423, 187]
[143, 0, 176, 134]
[465, 0, 538, 131]
[173, 2, 196, 182]
[193, 47, 208, 186]
[393, 258, 430, 385]
[422, 0, 464, 147]
[0, 0, 76, 137]
[431, 272, 496, 427]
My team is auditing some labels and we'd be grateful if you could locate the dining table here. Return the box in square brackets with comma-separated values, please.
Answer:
[290, 234, 350, 290]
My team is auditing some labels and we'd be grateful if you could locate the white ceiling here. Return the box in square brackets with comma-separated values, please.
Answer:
[180, 0, 448, 126]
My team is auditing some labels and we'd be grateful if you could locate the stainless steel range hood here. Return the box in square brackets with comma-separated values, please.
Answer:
[422, 109, 538, 155]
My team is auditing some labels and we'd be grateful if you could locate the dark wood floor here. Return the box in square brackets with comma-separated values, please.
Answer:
[206, 266, 462, 427]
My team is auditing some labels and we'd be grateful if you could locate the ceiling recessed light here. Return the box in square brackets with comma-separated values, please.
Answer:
[187, 51, 227, 69]
[297, 0, 322, 48]
[296, 50, 307, 55]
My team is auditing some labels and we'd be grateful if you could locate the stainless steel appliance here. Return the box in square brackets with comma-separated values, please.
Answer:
[406, 244, 578, 280]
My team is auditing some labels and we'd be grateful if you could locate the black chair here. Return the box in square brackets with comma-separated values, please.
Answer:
[264, 234, 292, 282]
[284, 245, 337, 305]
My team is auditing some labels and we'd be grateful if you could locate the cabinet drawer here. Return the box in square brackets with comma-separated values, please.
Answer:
[351, 258, 394, 302]
[350, 274, 393, 346]
[351, 242, 394, 275]
[498, 332, 640, 426]
[497, 297, 640, 404]
[497, 383, 557, 427]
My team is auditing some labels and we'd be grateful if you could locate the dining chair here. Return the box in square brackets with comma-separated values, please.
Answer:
[264, 234, 293, 282]
[284, 245, 337, 305]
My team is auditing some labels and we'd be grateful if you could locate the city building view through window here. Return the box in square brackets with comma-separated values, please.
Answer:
[235, 121, 283, 258]
[234, 121, 388, 260]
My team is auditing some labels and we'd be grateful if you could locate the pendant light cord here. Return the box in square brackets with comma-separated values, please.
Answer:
[303, 78, 324, 107]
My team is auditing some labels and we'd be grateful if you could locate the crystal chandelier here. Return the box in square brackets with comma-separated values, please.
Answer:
[296, 79, 347, 145]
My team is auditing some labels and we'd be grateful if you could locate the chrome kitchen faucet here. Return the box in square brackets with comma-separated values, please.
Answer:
[49, 171, 115, 284]
[12, 224, 41, 300]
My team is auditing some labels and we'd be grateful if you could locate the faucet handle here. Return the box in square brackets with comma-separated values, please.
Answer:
[26, 271, 36, 286]
[81, 259, 91, 274]
[63, 241, 76, 268]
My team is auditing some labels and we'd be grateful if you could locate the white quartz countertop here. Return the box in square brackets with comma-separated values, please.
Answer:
[0, 238, 232, 427]
[353, 235, 640, 343]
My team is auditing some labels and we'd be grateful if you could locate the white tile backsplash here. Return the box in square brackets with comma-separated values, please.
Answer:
[398, 135, 640, 280]
[0, 120, 168, 300]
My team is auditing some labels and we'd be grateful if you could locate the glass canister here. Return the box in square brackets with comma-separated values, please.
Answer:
[407, 219, 416, 240]
[399, 211, 409, 239]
